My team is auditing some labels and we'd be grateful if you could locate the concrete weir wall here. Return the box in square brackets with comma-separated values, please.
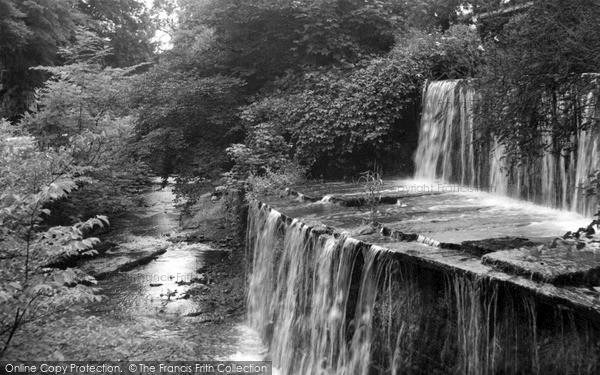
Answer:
[246, 200, 600, 375]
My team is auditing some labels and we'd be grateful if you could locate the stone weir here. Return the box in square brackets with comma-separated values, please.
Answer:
[246, 180, 600, 375]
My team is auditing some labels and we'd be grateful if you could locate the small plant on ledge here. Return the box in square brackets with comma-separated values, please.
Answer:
[356, 166, 384, 224]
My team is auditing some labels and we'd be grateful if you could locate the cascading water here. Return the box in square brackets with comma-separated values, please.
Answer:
[245, 202, 600, 374]
[414, 80, 600, 216]
[414, 80, 476, 186]
[246, 202, 379, 375]
[244, 76, 600, 375]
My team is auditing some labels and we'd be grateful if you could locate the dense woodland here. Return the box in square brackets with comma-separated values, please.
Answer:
[2, 0, 600, 357]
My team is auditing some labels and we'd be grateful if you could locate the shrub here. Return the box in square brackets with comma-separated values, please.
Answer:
[226, 122, 292, 179]
[238, 25, 483, 178]
[474, 0, 600, 160]
[0, 128, 106, 356]
[245, 162, 307, 198]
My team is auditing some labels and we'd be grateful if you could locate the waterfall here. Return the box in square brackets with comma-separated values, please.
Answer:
[414, 80, 600, 216]
[246, 202, 379, 374]
[414, 80, 475, 186]
[245, 202, 600, 374]
[244, 78, 600, 375]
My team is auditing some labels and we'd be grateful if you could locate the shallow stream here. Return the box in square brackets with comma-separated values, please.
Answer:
[80, 179, 269, 361]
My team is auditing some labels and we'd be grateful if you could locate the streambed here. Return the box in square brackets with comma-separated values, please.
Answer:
[4, 179, 268, 362]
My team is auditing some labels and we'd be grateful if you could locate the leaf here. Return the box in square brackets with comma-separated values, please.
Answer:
[32, 284, 53, 294]
[96, 215, 110, 225]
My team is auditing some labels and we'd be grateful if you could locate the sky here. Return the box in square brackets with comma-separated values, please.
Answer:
[142, 0, 174, 51]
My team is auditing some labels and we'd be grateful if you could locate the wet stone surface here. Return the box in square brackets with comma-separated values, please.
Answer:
[272, 179, 589, 243]
[89, 243, 227, 317]
[78, 179, 268, 359]
[262, 178, 600, 292]
[483, 245, 600, 286]
[460, 237, 544, 256]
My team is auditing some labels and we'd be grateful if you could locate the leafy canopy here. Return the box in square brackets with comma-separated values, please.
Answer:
[475, 0, 600, 159]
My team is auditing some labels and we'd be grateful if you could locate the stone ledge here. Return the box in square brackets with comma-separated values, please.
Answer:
[483, 246, 600, 286]
[460, 237, 542, 256]
[256, 199, 600, 323]
[81, 246, 168, 280]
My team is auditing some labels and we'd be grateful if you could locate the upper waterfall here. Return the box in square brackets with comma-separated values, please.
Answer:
[414, 80, 475, 186]
[413, 80, 600, 216]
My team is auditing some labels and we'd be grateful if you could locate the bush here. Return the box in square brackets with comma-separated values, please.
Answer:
[226, 122, 292, 179]
[474, 0, 600, 160]
[225, 122, 306, 197]
[237, 25, 483, 179]
[0, 127, 106, 356]
[16, 50, 153, 223]
[245, 163, 307, 197]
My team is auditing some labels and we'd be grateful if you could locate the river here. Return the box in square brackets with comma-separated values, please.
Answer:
[4, 178, 270, 364]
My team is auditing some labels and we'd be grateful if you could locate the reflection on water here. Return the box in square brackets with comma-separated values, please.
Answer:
[85, 178, 269, 361]
[91, 244, 228, 317]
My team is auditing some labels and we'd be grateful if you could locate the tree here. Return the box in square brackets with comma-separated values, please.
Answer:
[130, 61, 243, 179]
[240, 25, 483, 178]
[0, 0, 82, 120]
[136, 0, 407, 182]
[475, 0, 600, 159]
[0, 125, 107, 356]
[15, 35, 152, 222]
[0, 0, 158, 121]
[77, 0, 157, 67]
[403, 0, 465, 30]
[130, 0, 485, 183]
[173, 0, 399, 93]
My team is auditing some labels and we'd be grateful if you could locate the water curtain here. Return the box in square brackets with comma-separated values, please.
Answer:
[414, 79, 600, 216]
[245, 202, 598, 374]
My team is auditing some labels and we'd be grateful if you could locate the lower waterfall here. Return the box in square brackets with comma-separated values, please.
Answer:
[245, 202, 599, 374]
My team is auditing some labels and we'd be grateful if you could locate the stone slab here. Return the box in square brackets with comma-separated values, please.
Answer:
[267, 179, 588, 244]
[460, 236, 544, 256]
[482, 245, 600, 286]
[80, 246, 168, 279]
